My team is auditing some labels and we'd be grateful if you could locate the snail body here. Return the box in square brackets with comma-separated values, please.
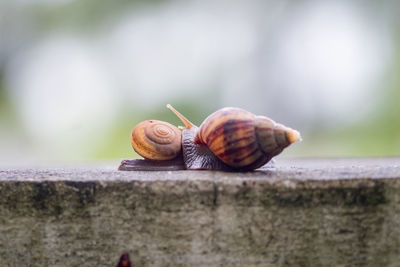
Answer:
[129, 105, 300, 171]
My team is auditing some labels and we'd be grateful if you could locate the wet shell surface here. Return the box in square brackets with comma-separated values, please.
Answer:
[131, 120, 182, 160]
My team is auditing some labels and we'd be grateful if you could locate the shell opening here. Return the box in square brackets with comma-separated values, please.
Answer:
[166, 104, 195, 129]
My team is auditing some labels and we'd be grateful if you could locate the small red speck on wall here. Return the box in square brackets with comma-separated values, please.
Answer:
[117, 252, 131, 267]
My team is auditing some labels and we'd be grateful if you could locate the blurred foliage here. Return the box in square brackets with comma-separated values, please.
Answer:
[292, 40, 400, 157]
[32, 0, 165, 33]
[0, 0, 399, 162]
[0, 70, 14, 122]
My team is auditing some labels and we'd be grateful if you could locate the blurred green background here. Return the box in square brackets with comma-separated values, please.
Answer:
[0, 0, 399, 165]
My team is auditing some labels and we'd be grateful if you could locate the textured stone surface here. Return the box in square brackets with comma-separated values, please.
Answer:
[0, 158, 400, 266]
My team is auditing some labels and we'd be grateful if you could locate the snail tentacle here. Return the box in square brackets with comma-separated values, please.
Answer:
[167, 104, 195, 129]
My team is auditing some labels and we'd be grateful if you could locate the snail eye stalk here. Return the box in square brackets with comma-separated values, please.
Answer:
[166, 104, 195, 129]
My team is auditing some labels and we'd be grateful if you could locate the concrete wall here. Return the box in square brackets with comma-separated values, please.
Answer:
[0, 158, 400, 266]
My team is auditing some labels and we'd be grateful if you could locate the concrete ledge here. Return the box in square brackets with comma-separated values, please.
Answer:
[0, 158, 400, 266]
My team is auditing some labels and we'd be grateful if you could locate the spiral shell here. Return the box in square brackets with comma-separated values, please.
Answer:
[194, 107, 300, 170]
[131, 120, 182, 160]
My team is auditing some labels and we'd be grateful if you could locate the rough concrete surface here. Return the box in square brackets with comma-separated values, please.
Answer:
[0, 157, 400, 266]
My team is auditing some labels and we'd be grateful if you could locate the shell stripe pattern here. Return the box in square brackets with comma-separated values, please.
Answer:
[215, 120, 261, 167]
[255, 124, 286, 158]
[254, 116, 291, 157]
[196, 108, 266, 169]
[196, 108, 254, 145]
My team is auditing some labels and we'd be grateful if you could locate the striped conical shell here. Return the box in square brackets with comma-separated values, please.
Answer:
[194, 108, 300, 170]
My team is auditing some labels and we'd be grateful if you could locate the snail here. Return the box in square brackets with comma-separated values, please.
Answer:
[119, 104, 301, 171]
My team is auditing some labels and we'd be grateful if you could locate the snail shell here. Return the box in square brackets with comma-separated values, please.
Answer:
[131, 120, 182, 160]
[129, 105, 301, 171]
[193, 107, 300, 170]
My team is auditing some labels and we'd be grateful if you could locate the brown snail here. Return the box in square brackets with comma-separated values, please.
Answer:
[120, 104, 301, 171]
